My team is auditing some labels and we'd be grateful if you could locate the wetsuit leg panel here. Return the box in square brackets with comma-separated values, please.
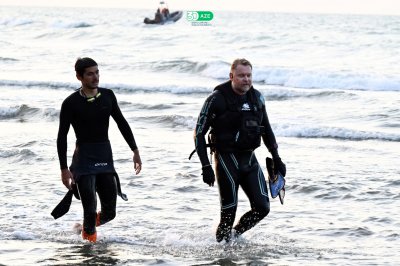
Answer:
[96, 173, 117, 225]
[76, 175, 97, 235]
[216, 153, 240, 210]
[215, 153, 240, 241]
[234, 156, 270, 235]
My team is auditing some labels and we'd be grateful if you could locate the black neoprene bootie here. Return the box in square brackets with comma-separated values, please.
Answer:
[216, 225, 232, 243]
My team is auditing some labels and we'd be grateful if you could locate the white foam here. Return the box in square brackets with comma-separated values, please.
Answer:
[0, 106, 20, 119]
[275, 124, 399, 141]
[12, 230, 37, 240]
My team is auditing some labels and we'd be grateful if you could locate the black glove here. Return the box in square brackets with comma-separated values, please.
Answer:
[273, 157, 286, 177]
[202, 165, 215, 186]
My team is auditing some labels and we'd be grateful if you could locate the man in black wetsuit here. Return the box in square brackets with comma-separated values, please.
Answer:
[194, 58, 286, 242]
[57, 57, 142, 242]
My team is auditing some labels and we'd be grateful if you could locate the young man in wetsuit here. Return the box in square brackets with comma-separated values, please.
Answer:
[194, 58, 286, 242]
[57, 57, 142, 242]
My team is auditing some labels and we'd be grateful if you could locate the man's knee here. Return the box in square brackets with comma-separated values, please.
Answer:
[256, 203, 270, 218]
[101, 210, 116, 224]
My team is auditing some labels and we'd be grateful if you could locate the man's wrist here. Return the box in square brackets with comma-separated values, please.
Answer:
[270, 148, 280, 159]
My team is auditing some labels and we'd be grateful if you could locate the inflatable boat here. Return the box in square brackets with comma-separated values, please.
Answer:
[144, 11, 183, 25]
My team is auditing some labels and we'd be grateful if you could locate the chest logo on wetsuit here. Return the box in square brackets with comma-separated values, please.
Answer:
[94, 162, 108, 167]
[241, 103, 251, 111]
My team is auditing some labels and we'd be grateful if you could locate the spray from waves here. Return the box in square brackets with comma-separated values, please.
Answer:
[275, 124, 400, 142]
[0, 104, 59, 121]
[3, 227, 326, 265]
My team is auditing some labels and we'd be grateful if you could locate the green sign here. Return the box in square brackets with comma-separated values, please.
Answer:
[186, 11, 214, 22]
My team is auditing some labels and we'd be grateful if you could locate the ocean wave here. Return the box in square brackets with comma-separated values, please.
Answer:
[137, 115, 196, 129]
[0, 105, 59, 121]
[0, 79, 74, 90]
[0, 66, 400, 96]
[132, 115, 399, 141]
[0, 78, 354, 99]
[139, 59, 400, 91]
[275, 124, 400, 141]
[262, 88, 350, 101]
[0, 105, 37, 119]
[146, 59, 209, 73]
[199, 62, 400, 91]
[0, 18, 34, 26]
[0, 79, 210, 94]
[50, 21, 93, 28]
[0, 78, 354, 101]
[134, 103, 174, 110]
[260, 69, 400, 92]
[0, 148, 36, 161]
[0, 57, 18, 62]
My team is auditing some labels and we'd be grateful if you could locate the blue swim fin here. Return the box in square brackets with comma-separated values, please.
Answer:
[266, 157, 285, 205]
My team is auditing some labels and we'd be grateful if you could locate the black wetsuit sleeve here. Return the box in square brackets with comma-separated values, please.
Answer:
[110, 91, 138, 151]
[194, 92, 221, 167]
[261, 102, 279, 157]
[57, 99, 72, 170]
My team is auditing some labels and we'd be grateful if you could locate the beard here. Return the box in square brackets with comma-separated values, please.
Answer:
[236, 84, 251, 94]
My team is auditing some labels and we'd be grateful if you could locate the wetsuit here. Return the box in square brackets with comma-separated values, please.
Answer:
[194, 81, 279, 241]
[57, 87, 137, 235]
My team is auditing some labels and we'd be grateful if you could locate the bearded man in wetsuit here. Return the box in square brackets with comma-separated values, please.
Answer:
[57, 57, 142, 242]
[194, 58, 286, 242]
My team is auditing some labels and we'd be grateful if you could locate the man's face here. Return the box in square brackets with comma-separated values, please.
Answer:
[78, 65, 99, 90]
[230, 64, 252, 95]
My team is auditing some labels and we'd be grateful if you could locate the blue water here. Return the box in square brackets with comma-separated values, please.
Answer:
[0, 6, 399, 265]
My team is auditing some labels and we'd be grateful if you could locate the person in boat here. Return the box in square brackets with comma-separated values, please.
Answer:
[193, 58, 286, 242]
[154, 8, 165, 23]
[56, 57, 142, 242]
[161, 7, 170, 19]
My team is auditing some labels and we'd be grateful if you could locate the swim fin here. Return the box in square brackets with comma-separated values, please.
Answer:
[51, 184, 80, 219]
[51, 190, 73, 219]
[266, 157, 285, 205]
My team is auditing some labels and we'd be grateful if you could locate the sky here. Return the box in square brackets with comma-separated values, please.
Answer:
[0, 0, 399, 15]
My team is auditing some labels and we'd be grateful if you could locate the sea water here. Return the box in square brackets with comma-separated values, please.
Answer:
[0, 6, 399, 265]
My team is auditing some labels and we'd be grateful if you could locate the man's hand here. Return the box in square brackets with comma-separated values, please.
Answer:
[133, 149, 142, 175]
[273, 157, 286, 177]
[61, 168, 74, 190]
[202, 165, 215, 186]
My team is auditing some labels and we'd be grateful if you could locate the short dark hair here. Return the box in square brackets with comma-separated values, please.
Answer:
[230, 58, 252, 73]
[75, 57, 97, 77]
